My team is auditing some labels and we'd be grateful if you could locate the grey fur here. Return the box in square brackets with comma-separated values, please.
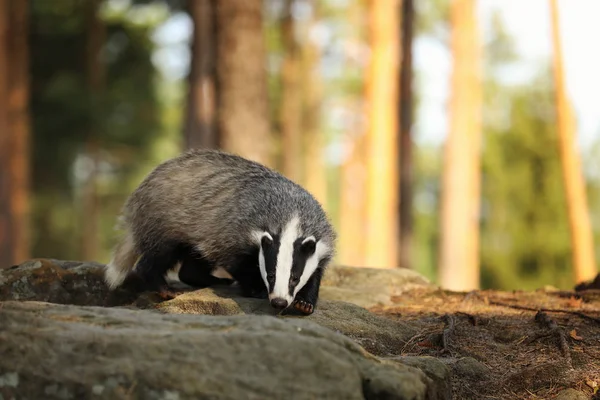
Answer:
[105, 149, 336, 289]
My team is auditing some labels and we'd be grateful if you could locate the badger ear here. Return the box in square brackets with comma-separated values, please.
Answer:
[252, 230, 273, 247]
[301, 236, 316, 255]
[260, 232, 273, 248]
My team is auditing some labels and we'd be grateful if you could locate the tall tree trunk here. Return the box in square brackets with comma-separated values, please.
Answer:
[81, 0, 105, 261]
[215, 0, 273, 167]
[338, 0, 367, 267]
[550, 0, 597, 283]
[438, 0, 482, 291]
[364, 0, 400, 268]
[0, 0, 30, 268]
[398, 0, 414, 269]
[185, 0, 218, 150]
[0, 0, 12, 268]
[339, 131, 367, 266]
[279, 0, 301, 181]
[301, 5, 326, 206]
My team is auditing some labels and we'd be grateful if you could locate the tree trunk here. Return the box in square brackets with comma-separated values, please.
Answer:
[549, 0, 597, 283]
[0, 0, 12, 268]
[185, 0, 218, 150]
[398, 0, 414, 269]
[364, 0, 400, 268]
[81, 0, 105, 261]
[339, 132, 367, 267]
[0, 0, 30, 268]
[301, 6, 326, 206]
[338, 0, 367, 267]
[215, 0, 273, 167]
[438, 0, 482, 291]
[279, 0, 301, 182]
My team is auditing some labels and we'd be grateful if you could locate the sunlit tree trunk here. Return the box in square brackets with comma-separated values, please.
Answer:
[550, 0, 597, 283]
[339, 131, 367, 266]
[300, 4, 326, 205]
[215, 0, 273, 167]
[279, 0, 301, 181]
[399, 0, 414, 269]
[185, 0, 218, 150]
[364, 0, 400, 268]
[81, 0, 105, 261]
[0, 0, 12, 268]
[438, 0, 482, 291]
[0, 0, 31, 268]
[338, 0, 367, 267]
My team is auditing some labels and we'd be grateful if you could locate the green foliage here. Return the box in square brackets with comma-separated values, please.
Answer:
[29, 1, 167, 261]
[481, 73, 573, 290]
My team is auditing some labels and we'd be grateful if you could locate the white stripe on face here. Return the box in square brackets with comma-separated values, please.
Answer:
[294, 241, 330, 298]
[271, 215, 300, 303]
[252, 231, 272, 290]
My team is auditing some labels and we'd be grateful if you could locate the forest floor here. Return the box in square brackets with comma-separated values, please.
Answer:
[370, 285, 600, 399]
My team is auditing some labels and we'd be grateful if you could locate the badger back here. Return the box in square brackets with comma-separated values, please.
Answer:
[121, 150, 334, 264]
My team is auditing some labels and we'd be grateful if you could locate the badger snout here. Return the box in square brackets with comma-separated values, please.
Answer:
[270, 298, 288, 309]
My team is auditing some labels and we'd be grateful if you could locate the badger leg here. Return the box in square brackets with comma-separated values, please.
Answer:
[177, 248, 233, 288]
[292, 267, 324, 315]
[227, 253, 268, 299]
[134, 245, 180, 297]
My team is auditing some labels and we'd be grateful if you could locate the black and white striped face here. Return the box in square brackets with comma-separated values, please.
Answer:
[253, 216, 329, 309]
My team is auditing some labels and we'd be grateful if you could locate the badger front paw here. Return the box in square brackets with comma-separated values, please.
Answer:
[292, 299, 314, 315]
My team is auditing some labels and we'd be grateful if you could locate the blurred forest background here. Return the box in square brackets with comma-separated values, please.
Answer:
[1, 0, 599, 292]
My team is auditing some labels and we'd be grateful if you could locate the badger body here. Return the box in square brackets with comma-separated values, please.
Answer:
[104, 149, 336, 314]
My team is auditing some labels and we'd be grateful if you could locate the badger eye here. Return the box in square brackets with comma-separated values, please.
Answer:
[290, 275, 300, 285]
[267, 272, 275, 281]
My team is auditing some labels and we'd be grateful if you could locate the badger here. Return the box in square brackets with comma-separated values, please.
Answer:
[104, 149, 336, 315]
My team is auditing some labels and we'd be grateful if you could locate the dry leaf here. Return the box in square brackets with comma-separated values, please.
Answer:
[569, 329, 583, 341]
[566, 296, 583, 308]
[585, 379, 598, 389]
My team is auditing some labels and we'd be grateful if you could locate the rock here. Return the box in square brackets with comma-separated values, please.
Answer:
[157, 286, 418, 356]
[1, 260, 433, 310]
[0, 301, 445, 400]
[553, 388, 590, 400]
[503, 362, 575, 392]
[0, 259, 108, 304]
[387, 356, 453, 400]
[449, 357, 491, 381]
[321, 265, 433, 308]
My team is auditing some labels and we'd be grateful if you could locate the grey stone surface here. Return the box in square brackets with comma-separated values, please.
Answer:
[0, 301, 443, 400]
[552, 388, 591, 400]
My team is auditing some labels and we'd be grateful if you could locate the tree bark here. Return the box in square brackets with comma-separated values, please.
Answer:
[301, 6, 326, 206]
[214, 0, 273, 167]
[0, 0, 12, 268]
[0, 0, 31, 268]
[438, 0, 482, 291]
[185, 0, 218, 150]
[399, 0, 414, 269]
[549, 0, 597, 283]
[279, 0, 302, 182]
[364, 0, 400, 268]
[81, 0, 105, 261]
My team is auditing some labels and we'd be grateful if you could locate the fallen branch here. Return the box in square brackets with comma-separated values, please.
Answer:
[441, 314, 456, 354]
[526, 311, 572, 369]
[476, 295, 600, 325]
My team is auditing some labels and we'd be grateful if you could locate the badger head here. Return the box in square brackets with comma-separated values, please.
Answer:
[252, 216, 330, 310]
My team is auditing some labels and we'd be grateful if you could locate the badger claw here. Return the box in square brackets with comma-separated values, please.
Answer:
[155, 289, 179, 301]
[293, 299, 314, 315]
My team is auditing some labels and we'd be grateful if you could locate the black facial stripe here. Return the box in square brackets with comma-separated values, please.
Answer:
[261, 233, 280, 292]
[288, 238, 314, 295]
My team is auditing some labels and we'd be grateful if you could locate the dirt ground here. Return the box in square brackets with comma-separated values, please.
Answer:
[369, 286, 600, 399]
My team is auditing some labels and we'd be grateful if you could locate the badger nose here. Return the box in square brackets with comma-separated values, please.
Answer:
[270, 298, 288, 309]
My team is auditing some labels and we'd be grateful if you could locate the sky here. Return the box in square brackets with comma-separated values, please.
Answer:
[415, 0, 600, 147]
[149, 0, 600, 149]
